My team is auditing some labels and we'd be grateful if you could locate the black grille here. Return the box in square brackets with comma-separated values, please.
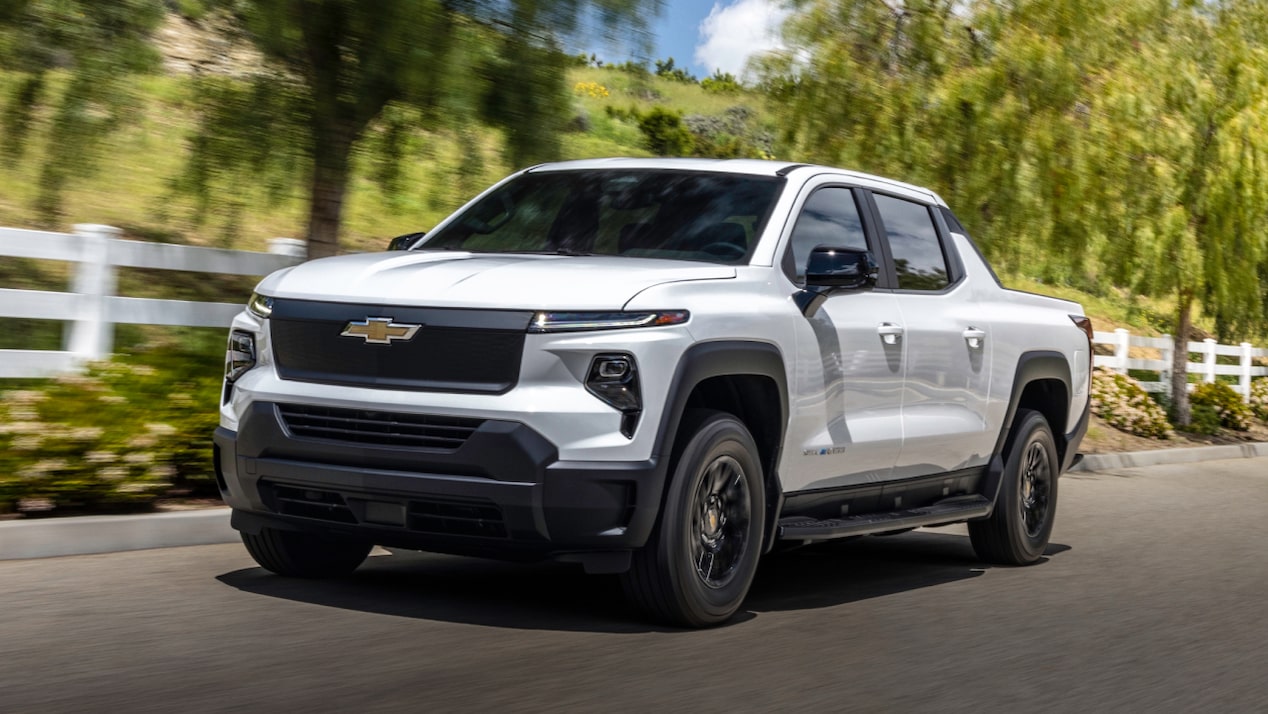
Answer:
[278, 403, 483, 451]
[260, 481, 506, 538]
[268, 300, 532, 393]
[409, 499, 507, 538]
[268, 484, 357, 524]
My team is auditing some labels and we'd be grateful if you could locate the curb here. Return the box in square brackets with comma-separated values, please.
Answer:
[1071, 442, 1268, 473]
[0, 508, 235, 561]
[2, 443, 1266, 561]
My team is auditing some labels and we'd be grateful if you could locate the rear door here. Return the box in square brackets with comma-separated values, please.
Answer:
[866, 191, 993, 478]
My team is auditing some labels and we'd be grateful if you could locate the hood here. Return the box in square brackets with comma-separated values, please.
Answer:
[257, 251, 736, 310]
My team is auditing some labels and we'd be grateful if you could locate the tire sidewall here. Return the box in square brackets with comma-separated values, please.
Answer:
[661, 413, 765, 624]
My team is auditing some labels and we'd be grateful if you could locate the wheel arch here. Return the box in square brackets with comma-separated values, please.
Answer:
[982, 351, 1073, 505]
[653, 340, 789, 553]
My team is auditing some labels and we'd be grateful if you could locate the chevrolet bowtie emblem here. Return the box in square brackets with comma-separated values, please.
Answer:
[340, 317, 421, 345]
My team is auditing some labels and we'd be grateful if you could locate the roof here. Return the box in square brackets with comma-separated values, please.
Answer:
[526, 157, 943, 205]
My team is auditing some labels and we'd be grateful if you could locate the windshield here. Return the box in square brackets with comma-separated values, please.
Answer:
[418, 170, 785, 265]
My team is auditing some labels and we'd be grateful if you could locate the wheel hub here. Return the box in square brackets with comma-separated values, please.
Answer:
[702, 496, 724, 540]
[1020, 441, 1052, 538]
[690, 455, 751, 589]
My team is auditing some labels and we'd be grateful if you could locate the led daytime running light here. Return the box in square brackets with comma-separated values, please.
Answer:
[529, 310, 689, 333]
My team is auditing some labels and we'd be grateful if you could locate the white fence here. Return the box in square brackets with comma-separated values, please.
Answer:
[0, 224, 304, 378]
[1093, 328, 1268, 401]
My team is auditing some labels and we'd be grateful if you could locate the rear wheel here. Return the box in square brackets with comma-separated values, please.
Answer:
[970, 408, 1058, 564]
[621, 411, 765, 627]
[241, 527, 371, 578]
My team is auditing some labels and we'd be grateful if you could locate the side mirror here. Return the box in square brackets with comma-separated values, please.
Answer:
[805, 246, 878, 290]
[388, 232, 426, 251]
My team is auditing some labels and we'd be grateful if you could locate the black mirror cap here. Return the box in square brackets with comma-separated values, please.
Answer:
[388, 232, 426, 251]
[805, 246, 879, 290]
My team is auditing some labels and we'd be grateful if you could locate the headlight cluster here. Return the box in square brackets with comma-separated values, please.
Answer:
[586, 353, 641, 438]
[247, 292, 274, 319]
[223, 330, 256, 403]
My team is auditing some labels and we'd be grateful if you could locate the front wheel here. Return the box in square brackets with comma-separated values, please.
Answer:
[621, 411, 766, 627]
[241, 527, 372, 578]
[970, 408, 1059, 565]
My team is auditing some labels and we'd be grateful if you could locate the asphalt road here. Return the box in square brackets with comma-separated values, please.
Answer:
[3, 458, 1266, 713]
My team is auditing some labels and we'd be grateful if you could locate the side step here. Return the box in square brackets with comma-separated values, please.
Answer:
[778, 495, 992, 542]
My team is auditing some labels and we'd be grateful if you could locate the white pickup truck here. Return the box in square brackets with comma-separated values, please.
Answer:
[215, 158, 1091, 627]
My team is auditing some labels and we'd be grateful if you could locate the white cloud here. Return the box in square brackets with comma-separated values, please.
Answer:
[694, 0, 790, 80]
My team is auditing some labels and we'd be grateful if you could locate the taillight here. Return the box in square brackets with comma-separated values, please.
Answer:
[1070, 315, 1094, 368]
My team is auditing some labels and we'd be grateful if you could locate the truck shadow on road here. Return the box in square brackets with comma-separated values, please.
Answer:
[216, 531, 1070, 634]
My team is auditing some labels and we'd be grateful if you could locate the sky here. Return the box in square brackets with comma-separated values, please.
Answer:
[586, 0, 789, 80]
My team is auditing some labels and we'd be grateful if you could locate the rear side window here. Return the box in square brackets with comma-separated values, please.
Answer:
[874, 194, 949, 291]
[786, 187, 868, 281]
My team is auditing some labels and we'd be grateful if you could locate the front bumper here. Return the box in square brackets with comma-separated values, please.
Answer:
[214, 402, 667, 567]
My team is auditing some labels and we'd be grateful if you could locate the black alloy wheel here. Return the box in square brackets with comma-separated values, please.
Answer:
[622, 410, 766, 627]
[969, 408, 1060, 565]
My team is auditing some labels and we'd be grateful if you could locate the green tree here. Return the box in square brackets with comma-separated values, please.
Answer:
[759, 0, 1268, 426]
[1086, 2, 1268, 425]
[185, 0, 658, 259]
[0, 0, 164, 223]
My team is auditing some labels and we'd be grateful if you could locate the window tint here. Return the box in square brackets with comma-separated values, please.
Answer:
[874, 194, 949, 291]
[787, 187, 867, 281]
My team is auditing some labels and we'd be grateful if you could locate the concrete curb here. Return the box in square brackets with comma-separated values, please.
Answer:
[2, 443, 1266, 561]
[1071, 442, 1268, 473]
[0, 508, 235, 561]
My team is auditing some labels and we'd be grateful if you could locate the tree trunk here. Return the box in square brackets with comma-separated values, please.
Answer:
[305, 128, 354, 260]
[1171, 292, 1194, 426]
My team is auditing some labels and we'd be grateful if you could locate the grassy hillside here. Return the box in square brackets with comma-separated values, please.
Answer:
[0, 62, 1233, 347]
[0, 66, 769, 253]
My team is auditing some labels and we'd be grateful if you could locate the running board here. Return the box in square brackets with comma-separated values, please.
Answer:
[777, 495, 992, 542]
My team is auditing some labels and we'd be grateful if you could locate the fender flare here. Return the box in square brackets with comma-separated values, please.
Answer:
[651, 340, 789, 552]
[982, 351, 1073, 506]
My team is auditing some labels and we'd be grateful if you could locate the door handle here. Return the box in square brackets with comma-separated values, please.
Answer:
[963, 327, 986, 349]
[877, 323, 904, 345]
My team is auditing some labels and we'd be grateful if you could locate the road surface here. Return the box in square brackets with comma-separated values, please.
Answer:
[2, 457, 1265, 712]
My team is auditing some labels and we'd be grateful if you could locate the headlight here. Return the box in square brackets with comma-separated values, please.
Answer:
[247, 292, 273, 319]
[223, 330, 256, 403]
[586, 353, 641, 438]
[528, 310, 688, 333]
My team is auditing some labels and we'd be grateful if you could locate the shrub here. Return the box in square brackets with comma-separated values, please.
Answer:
[654, 58, 697, 84]
[637, 106, 694, 156]
[1187, 404, 1222, 435]
[0, 338, 222, 517]
[1189, 381, 1253, 431]
[1089, 367, 1173, 439]
[1249, 378, 1268, 422]
[701, 70, 742, 94]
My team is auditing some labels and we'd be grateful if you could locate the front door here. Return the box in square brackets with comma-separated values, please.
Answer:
[782, 185, 906, 492]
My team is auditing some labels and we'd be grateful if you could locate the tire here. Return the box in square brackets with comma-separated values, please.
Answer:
[621, 410, 766, 627]
[970, 408, 1059, 565]
[241, 527, 372, 578]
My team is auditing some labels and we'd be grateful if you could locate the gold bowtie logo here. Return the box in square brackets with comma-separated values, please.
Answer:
[340, 317, 421, 345]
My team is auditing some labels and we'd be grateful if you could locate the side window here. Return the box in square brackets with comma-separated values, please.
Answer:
[785, 187, 868, 281]
[874, 194, 950, 291]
